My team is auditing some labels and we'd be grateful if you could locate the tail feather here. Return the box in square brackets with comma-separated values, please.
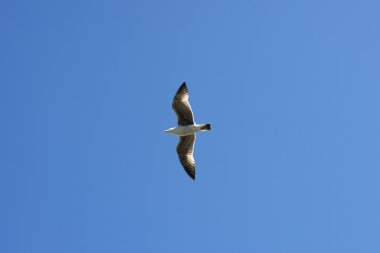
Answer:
[199, 124, 211, 131]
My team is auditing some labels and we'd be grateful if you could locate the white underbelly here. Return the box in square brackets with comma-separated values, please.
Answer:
[171, 125, 200, 136]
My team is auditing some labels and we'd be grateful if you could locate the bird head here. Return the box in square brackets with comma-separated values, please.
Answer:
[164, 127, 175, 133]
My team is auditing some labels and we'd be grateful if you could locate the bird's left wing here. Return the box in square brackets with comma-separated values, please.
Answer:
[172, 82, 195, 125]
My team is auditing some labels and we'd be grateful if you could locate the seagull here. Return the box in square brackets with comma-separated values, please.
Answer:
[164, 82, 211, 180]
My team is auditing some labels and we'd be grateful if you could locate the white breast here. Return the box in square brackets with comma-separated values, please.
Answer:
[170, 125, 201, 136]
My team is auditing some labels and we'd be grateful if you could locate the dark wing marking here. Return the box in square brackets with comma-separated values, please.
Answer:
[172, 82, 194, 126]
[176, 134, 196, 180]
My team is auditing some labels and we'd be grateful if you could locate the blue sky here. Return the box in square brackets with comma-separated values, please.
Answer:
[1, 0, 380, 252]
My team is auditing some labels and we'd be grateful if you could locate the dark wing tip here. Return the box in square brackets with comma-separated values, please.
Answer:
[186, 170, 195, 180]
[176, 82, 187, 94]
[182, 162, 195, 180]
[189, 170, 195, 180]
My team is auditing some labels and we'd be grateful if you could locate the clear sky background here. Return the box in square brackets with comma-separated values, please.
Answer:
[1, 1, 380, 252]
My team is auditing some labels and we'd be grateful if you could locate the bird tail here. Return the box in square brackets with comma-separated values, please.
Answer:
[199, 124, 211, 131]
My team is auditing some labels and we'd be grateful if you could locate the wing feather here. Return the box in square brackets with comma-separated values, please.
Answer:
[176, 134, 196, 180]
[172, 82, 194, 125]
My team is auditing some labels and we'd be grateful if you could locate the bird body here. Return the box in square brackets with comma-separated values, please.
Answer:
[164, 82, 211, 180]
[165, 124, 210, 136]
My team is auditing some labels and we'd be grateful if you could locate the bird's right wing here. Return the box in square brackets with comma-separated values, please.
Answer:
[176, 134, 196, 180]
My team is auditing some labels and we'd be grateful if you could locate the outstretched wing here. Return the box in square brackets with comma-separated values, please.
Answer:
[172, 82, 194, 126]
[176, 134, 196, 180]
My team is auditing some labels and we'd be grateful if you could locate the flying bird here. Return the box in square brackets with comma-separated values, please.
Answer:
[164, 82, 211, 180]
